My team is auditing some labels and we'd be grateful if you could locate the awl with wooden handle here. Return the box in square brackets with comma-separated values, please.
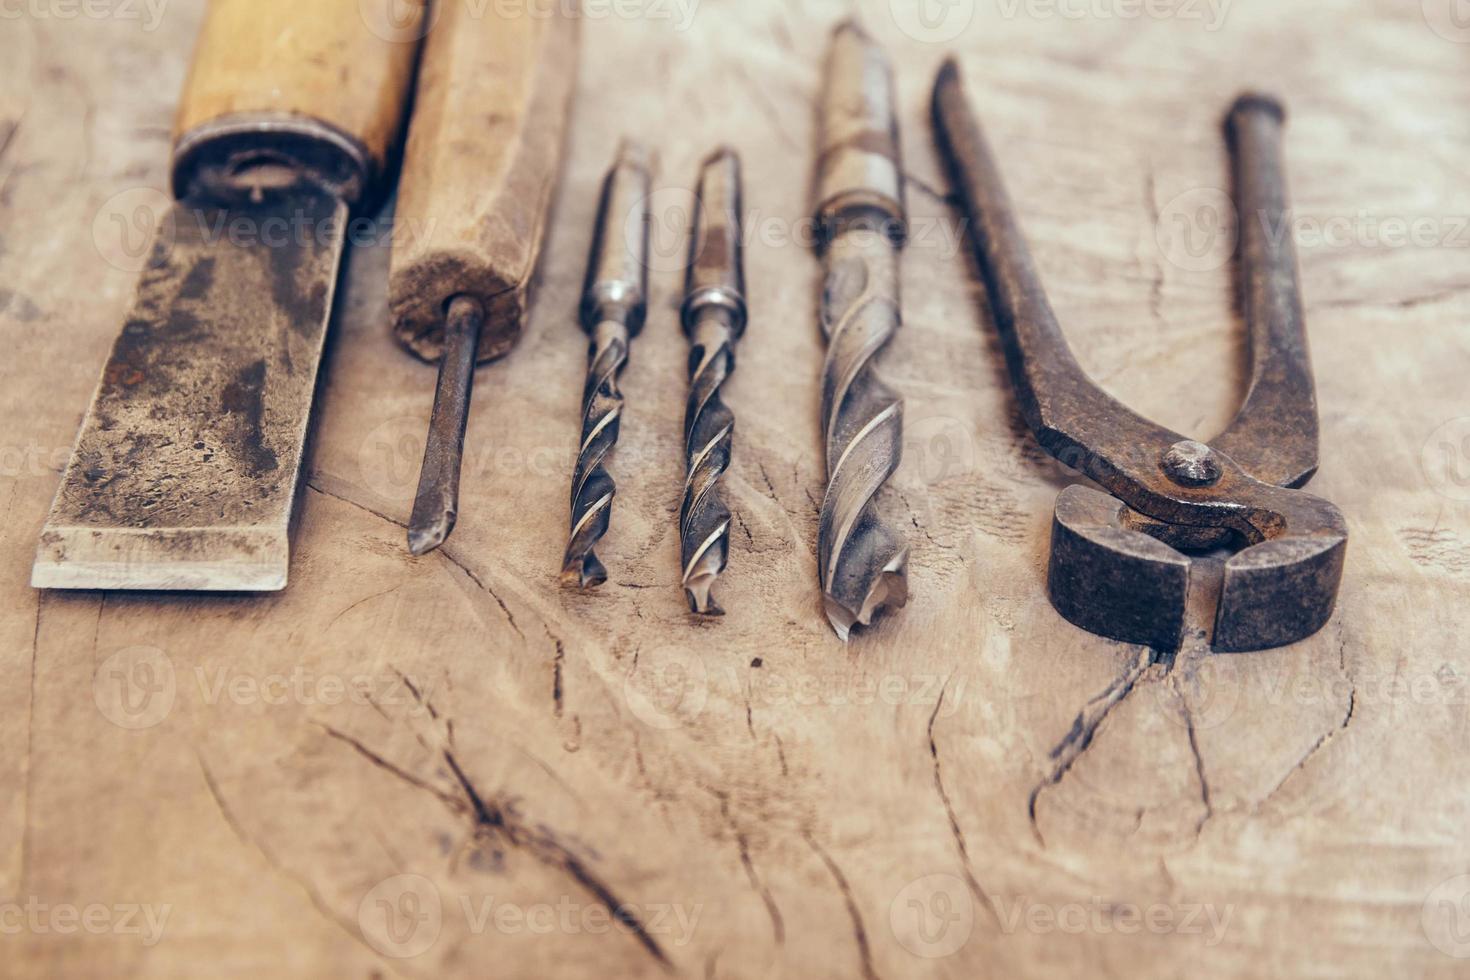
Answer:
[390, 2, 581, 556]
[31, 0, 422, 591]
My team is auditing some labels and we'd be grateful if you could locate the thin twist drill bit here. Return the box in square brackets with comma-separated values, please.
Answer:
[407, 295, 485, 556]
[812, 21, 910, 641]
[561, 143, 652, 588]
[679, 147, 748, 615]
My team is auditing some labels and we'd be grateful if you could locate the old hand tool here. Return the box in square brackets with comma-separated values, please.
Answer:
[813, 21, 910, 641]
[33, 0, 420, 591]
[393, 2, 580, 556]
[679, 148, 747, 616]
[932, 61, 1347, 652]
[561, 144, 652, 589]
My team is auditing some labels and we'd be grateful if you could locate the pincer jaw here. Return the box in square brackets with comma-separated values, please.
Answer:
[1047, 483, 1347, 654]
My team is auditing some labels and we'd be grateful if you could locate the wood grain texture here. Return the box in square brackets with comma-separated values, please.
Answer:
[173, 0, 423, 177]
[3, 1, 1470, 977]
[389, 1, 581, 363]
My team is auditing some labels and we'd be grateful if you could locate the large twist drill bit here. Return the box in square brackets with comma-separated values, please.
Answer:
[561, 143, 652, 588]
[812, 21, 910, 641]
[679, 147, 748, 616]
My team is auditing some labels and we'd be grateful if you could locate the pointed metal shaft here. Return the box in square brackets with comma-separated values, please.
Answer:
[407, 295, 485, 556]
[561, 143, 652, 588]
[812, 21, 910, 641]
[680, 147, 747, 615]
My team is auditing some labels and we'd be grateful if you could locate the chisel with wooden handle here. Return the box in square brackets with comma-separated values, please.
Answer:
[32, 0, 422, 591]
[390, 2, 581, 556]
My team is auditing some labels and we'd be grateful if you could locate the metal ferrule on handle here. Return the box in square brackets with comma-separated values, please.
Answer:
[170, 0, 424, 206]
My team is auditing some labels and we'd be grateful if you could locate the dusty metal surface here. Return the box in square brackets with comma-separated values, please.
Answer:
[32, 189, 347, 591]
[933, 61, 1347, 653]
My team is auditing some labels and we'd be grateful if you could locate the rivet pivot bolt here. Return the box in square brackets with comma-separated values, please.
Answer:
[1162, 440, 1223, 487]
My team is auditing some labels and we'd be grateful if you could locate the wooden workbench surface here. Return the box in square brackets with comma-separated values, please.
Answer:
[3, 1, 1468, 976]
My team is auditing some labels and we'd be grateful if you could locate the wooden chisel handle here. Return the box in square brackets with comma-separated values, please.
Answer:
[389, 2, 582, 364]
[171, 0, 425, 206]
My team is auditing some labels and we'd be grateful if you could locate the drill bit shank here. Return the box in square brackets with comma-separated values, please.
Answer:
[562, 144, 652, 588]
[680, 148, 747, 615]
[812, 21, 910, 641]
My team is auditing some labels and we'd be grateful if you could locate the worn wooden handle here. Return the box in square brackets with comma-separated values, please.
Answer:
[389, 1, 581, 364]
[172, 0, 425, 202]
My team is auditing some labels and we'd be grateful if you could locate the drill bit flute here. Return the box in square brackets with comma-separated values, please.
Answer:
[561, 144, 652, 588]
[812, 22, 910, 641]
[680, 148, 747, 615]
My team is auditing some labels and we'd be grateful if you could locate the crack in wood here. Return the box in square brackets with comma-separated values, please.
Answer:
[326, 585, 401, 632]
[802, 830, 879, 980]
[1027, 647, 1153, 847]
[318, 724, 456, 805]
[927, 682, 1001, 926]
[1177, 685, 1215, 840]
[1142, 168, 1167, 328]
[1255, 633, 1358, 811]
[319, 717, 671, 968]
[435, 546, 524, 640]
[718, 794, 785, 945]
[551, 630, 566, 718]
[197, 754, 410, 979]
[306, 480, 406, 530]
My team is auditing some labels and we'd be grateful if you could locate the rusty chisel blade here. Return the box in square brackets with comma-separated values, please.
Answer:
[32, 189, 348, 591]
